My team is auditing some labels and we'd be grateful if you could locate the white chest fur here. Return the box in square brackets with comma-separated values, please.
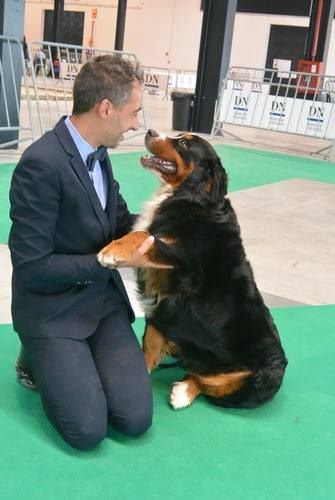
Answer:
[132, 184, 173, 317]
[132, 184, 173, 232]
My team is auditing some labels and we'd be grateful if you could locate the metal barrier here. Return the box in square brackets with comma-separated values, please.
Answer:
[0, 35, 36, 149]
[1, 37, 198, 153]
[212, 66, 335, 158]
[321, 79, 335, 103]
[0, 39, 146, 151]
[142, 66, 196, 98]
[26, 41, 145, 138]
[143, 66, 173, 98]
[172, 70, 196, 93]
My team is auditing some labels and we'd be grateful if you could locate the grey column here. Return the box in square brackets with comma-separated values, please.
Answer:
[51, 0, 64, 61]
[115, 0, 128, 51]
[0, 0, 26, 148]
[192, 0, 237, 134]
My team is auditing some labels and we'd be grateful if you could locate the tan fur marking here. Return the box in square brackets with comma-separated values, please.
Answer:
[193, 371, 252, 398]
[181, 377, 201, 402]
[140, 268, 172, 299]
[99, 231, 150, 266]
[142, 324, 175, 372]
[170, 371, 252, 409]
[99, 230, 172, 268]
[148, 139, 195, 188]
[203, 180, 213, 192]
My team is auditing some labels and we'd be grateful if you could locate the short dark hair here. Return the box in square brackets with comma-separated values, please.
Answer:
[72, 54, 143, 114]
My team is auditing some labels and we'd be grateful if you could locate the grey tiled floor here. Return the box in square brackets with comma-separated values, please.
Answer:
[229, 179, 335, 306]
[1, 95, 334, 323]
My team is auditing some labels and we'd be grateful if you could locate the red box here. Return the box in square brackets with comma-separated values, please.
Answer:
[296, 60, 324, 95]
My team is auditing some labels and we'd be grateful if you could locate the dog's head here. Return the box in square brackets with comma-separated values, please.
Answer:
[140, 130, 227, 200]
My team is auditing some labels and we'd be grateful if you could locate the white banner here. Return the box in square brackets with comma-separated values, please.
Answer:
[60, 61, 83, 80]
[144, 72, 169, 95]
[218, 83, 335, 139]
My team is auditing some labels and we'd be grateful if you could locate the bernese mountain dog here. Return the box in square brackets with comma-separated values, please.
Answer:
[98, 129, 287, 410]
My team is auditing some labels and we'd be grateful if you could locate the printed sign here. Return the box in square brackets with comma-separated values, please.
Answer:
[144, 72, 169, 95]
[218, 80, 335, 139]
[60, 61, 83, 80]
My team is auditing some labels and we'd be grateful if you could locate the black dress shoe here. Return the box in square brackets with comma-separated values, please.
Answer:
[15, 344, 38, 390]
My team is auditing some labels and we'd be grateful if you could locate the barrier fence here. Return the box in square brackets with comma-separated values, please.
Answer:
[0, 35, 197, 152]
[212, 66, 335, 158]
[0, 36, 145, 151]
[0, 35, 36, 149]
[4, 40, 333, 157]
[25, 40, 144, 141]
[142, 66, 196, 97]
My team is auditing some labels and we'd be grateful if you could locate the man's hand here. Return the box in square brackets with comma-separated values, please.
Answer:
[129, 236, 173, 269]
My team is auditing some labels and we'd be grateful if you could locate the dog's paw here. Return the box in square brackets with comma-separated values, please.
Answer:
[97, 248, 122, 269]
[170, 381, 193, 410]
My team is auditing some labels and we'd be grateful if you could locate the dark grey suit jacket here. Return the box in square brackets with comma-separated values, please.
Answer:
[9, 117, 135, 338]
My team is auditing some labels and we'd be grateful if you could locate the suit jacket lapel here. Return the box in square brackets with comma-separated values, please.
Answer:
[71, 155, 111, 241]
[54, 117, 111, 242]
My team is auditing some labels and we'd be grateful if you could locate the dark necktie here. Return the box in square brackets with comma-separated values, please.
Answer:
[86, 146, 108, 172]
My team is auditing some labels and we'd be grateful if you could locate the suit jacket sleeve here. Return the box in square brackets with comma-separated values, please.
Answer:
[113, 179, 138, 238]
[9, 156, 109, 293]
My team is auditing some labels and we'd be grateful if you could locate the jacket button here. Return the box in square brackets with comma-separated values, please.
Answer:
[76, 280, 94, 286]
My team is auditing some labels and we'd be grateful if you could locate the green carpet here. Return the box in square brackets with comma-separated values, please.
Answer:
[1, 305, 334, 499]
[1, 146, 334, 244]
[110, 146, 335, 207]
[1, 147, 335, 498]
[215, 145, 335, 192]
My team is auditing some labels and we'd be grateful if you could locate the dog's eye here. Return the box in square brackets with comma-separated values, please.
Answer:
[178, 139, 188, 149]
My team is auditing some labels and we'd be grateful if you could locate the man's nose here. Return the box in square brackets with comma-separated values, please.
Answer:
[132, 114, 140, 131]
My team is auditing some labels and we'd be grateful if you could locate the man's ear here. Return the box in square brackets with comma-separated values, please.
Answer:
[97, 98, 112, 118]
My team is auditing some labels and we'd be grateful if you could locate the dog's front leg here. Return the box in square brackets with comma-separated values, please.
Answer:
[97, 231, 173, 269]
[97, 231, 152, 268]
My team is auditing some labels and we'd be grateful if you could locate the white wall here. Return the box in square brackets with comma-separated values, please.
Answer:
[230, 13, 335, 76]
[230, 14, 309, 68]
[24, 0, 119, 52]
[325, 21, 335, 76]
[24, 0, 203, 71]
[24, 3, 335, 75]
[124, 0, 203, 70]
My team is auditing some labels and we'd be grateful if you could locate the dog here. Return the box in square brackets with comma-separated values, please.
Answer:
[98, 129, 287, 410]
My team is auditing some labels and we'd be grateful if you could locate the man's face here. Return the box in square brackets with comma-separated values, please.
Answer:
[103, 80, 142, 148]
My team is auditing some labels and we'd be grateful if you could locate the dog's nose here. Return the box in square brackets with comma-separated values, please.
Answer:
[146, 129, 159, 138]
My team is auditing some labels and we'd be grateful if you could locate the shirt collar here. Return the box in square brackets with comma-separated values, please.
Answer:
[64, 116, 96, 166]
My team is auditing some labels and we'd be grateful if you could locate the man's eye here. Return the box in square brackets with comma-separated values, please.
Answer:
[178, 139, 187, 148]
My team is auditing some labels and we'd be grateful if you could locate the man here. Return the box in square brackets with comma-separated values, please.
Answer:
[9, 55, 163, 450]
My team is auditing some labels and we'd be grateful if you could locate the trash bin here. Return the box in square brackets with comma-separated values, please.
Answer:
[170, 91, 194, 131]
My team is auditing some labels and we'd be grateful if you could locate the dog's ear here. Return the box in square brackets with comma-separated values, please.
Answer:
[198, 158, 228, 201]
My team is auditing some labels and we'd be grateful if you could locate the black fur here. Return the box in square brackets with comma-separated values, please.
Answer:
[141, 135, 287, 408]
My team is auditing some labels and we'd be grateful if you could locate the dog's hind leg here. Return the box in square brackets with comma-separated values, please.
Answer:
[170, 377, 201, 410]
[142, 323, 174, 372]
[170, 371, 252, 410]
